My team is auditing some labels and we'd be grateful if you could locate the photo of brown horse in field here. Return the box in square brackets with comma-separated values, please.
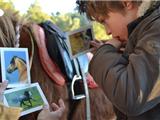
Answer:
[7, 56, 27, 83]
[0, 10, 116, 120]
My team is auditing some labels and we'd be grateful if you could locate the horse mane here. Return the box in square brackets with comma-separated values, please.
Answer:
[0, 10, 31, 47]
[11, 56, 26, 64]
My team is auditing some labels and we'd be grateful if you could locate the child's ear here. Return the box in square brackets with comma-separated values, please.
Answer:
[122, 1, 134, 10]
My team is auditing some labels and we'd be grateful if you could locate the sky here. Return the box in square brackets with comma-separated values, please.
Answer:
[11, 0, 77, 15]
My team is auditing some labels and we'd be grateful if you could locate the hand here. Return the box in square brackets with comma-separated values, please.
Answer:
[105, 39, 122, 49]
[90, 40, 104, 49]
[37, 99, 65, 120]
[0, 81, 8, 102]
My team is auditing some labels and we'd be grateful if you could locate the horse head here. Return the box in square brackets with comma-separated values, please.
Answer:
[7, 56, 18, 73]
[24, 91, 32, 98]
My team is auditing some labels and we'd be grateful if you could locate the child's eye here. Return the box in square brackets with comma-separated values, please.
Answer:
[101, 21, 105, 24]
[98, 19, 105, 24]
[100, 20, 106, 25]
[97, 16, 105, 24]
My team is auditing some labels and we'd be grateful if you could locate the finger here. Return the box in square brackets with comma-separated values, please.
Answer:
[0, 80, 8, 87]
[3, 80, 8, 84]
[90, 41, 101, 48]
[51, 103, 59, 111]
[54, 99, 65, 118]
[0, 81, 8, 93]
[91, 40, 101, 44]
[58, 99, 65, 116]
[120, 47, 125, 52]
[58, 99, 65, 109]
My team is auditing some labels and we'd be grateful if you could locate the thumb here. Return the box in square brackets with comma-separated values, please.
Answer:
[58, 99, 65, 109]
[0, 80, 8, 94]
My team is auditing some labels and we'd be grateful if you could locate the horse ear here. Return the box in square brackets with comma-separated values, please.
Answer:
[12, 56, 16, 61]
[13, 56, 17, 59]
[10, 56, 16, 64]
[13, 56, 19, 61]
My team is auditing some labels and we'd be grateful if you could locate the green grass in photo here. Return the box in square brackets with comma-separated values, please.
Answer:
[5, 86, 44, 111]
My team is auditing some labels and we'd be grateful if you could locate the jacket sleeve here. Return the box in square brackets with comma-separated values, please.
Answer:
[0, 103, 21, 120]
[89, 26, 160, 116]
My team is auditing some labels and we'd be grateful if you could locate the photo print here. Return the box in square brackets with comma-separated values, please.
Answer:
[1, 48, 31, 88]
[3, 83, 48, 116]
[66, 25, 94, 58]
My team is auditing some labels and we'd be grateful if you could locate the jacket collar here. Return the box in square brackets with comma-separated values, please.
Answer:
[128, 1, 160, 36]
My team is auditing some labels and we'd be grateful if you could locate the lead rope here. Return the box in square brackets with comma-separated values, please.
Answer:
[27, 28, 34, 70]
[23, 27, 34, 70]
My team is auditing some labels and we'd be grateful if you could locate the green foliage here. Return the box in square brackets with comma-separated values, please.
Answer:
[0, 0, 111, 40]
[26, 1, 52, 23]
[93, 21, 112, 40]
[0, 0, 15, 11]
[51, 13, 87, 32]
[51, 13, 111, 40]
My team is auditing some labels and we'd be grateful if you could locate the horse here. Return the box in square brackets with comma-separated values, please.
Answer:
[0, 10, 116, 120]
[19, 91, 33, 107]
[7, 56, 27, 83]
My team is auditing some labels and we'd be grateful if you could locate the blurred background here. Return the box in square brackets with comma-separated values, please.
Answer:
[0, 0, 111, 40]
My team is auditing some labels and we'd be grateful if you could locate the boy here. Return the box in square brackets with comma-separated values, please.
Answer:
[77, 0, 160, 120]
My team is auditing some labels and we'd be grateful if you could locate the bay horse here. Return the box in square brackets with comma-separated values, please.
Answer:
[0, 10, 116, 120]
[7, 56, 27, 83]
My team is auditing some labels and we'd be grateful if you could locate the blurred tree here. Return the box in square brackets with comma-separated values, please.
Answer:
[26, 1, 52, 23]
[51, 12, 110, 40]
[0, 0, 110, 40]
[0, 0, 15, 11]
[51, 13, 82, 32]
[93, 21, 112, 40]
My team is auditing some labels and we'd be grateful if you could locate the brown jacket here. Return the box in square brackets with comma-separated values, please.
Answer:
[89, 1, 160, 120]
